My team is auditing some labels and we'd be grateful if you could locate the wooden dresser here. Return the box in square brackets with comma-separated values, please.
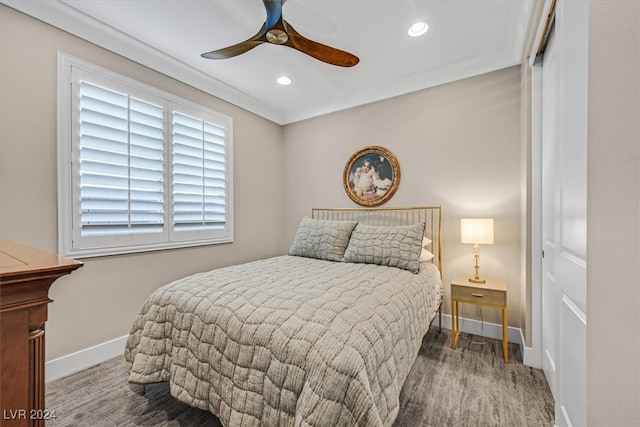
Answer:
[0, 239, 82, 427]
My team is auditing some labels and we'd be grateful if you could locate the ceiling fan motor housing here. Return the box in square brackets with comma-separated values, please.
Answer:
[266, 29, 288, 45]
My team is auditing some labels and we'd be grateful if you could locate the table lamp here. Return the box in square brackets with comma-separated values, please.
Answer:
[461, 218, 494, 284]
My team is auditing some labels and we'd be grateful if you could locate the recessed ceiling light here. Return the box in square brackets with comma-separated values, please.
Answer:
[277, 76, 292, 86]
[408, 22, 429, 37]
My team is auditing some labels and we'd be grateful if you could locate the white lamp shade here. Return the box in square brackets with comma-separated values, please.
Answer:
[461, 218, 494, 244]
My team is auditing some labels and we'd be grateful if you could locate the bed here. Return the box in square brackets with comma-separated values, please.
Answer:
[125, 206, 443, 427]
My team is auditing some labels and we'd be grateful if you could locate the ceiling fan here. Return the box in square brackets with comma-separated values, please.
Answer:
[201, 0, 359, 67]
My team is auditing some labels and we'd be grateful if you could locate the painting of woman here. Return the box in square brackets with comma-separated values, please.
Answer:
[344, 146, 400, 207]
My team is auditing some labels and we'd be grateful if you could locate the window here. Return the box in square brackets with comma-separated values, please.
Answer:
[58, 54, 233, 257]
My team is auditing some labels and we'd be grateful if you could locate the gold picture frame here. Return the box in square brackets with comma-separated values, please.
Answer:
[343, 146, 401, 207]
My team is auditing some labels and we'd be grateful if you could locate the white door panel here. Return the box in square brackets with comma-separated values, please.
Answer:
[558, 0, 588, 263]
[541, 271, 557, 395]
[557, 250, 587, 313]
[559, 296, 587, 427]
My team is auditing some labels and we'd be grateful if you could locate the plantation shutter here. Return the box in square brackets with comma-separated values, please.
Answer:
[172, 111, 227, 232]
[60, 55, 233, 257]
[78, 81, 164, 236]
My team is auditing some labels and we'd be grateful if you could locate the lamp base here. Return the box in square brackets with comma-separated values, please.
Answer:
[468, 277, 486, 284]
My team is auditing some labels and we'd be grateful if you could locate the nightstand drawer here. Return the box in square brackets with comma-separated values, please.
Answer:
[451, 284, 506, 306]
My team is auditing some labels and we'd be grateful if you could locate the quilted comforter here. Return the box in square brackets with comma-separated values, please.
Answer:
[125, 255, 442, 427]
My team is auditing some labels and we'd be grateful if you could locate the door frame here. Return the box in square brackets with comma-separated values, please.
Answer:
[524, 0, 555, 370]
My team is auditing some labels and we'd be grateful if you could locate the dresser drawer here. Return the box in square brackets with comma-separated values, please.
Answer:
[451, 284, 506, 306]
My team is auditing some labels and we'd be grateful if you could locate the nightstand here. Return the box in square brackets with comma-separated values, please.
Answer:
[450, 276, 508, 363]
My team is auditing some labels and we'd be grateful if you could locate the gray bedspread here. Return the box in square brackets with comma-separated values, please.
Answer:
[125, 255, 442, 427]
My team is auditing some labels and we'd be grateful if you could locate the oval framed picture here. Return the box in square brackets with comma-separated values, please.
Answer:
[343, 146, 401, 207]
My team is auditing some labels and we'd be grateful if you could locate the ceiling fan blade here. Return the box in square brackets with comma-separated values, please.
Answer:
[201, 41, 263, 60]
[201, 24, 268, 60]
[283, 20, 359, 67]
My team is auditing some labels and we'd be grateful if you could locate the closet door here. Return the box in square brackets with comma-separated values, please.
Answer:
[540, 1, 588, 426]
[541, 26, 558, 398]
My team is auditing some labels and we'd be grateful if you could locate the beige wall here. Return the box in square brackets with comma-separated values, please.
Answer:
[0, 5, 284, 361]
[587, 1, 640, 425]
[282, 67, 523, 327]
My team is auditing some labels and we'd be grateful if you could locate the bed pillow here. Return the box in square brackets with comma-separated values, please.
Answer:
[420, 236, 434, 262]
[289, 217, 358, 261]
[342, 222, 425, 273]
[419, 248, 434, 262]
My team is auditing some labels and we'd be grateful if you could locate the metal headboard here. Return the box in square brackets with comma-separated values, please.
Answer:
[311, 206, 442, 275]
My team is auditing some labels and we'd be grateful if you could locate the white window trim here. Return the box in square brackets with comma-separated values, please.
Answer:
[57, 52, 233, 258]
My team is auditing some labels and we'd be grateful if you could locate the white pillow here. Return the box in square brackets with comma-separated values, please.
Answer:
[419, 248, 434, 262]
[420, 236, 434, 262]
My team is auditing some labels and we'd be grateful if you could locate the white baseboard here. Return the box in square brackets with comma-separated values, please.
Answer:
[45, 335, 128, 382]
[438, 314, 523, 347]
[46, 315, 527, 383]
[521, 328, 543, 368]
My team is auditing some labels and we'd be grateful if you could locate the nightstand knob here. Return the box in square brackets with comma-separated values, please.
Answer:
[471, 293, 484, 297]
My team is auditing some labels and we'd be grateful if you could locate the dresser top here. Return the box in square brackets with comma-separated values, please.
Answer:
[0, 238, 82, 281]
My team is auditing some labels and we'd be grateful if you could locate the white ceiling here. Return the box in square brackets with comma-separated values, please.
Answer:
[4, 0, 534, 124]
